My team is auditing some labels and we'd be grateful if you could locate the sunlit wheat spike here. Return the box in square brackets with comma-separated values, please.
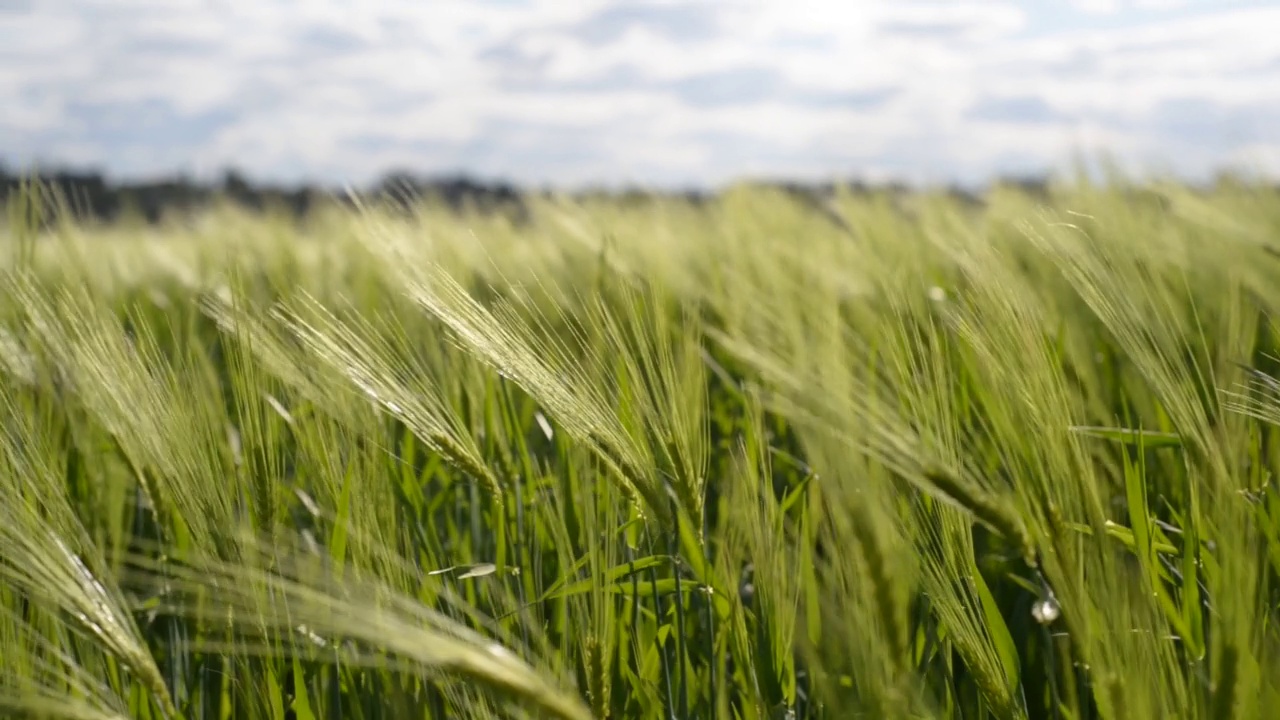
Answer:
[395, 262, 669, 521]
[124, 544, 593, 720]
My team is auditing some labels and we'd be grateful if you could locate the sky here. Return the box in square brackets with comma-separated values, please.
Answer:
[2, 0, 1278, 190]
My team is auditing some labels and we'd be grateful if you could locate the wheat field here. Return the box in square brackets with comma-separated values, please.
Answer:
[1, 177, 1278, 719]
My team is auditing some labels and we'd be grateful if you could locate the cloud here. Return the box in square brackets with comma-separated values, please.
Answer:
[968, 95, 1069, 124]
[1068, 0, 1209, 13]
[1144, 97, 1279, 149]
[663, 67, 786, 108]
[875, 2, 1027, 42]
[1068, 0, 1122, 14]
[0, 0, 1277, 188]
[570, 4, 721, 45]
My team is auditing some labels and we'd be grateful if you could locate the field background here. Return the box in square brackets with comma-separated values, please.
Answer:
[1, 177, 1279, 719]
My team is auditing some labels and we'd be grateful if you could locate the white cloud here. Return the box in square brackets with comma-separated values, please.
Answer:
[1068, 0, 1122, 14]
[1, 0, 1277, 187]
[1067, 0, 1204, 12]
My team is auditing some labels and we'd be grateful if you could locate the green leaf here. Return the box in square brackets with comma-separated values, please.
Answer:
[540, 555, 669, 600]
[263, 664, 286, 720]
[1062, 520, 1178, 555]
[329, 463, 354, 580]
[290, 656, 317, 720]
[778, 472, 813, 516]
[1122, 444, 1157, 592]
[971, 564, 1021, 703]
[1068, 426, 1182, 448]
[610, 578, 694, 597]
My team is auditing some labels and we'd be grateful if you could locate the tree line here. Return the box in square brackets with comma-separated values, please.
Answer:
[6, 161, 1168, 230]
